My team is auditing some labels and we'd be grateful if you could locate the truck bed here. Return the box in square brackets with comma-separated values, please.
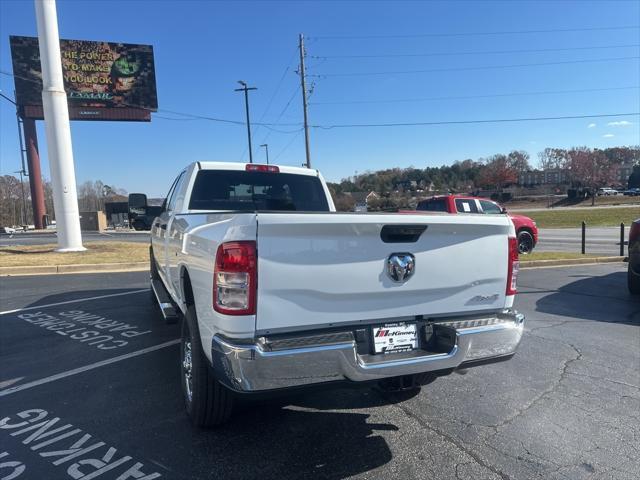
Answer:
[254, 212, 514, 333]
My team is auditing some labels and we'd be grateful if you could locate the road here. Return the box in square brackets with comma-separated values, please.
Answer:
[536, 227, 627, 256]
[0, 230, 150, 246]
[509, 203, 640, 212]
[1, 226, 629, 257]
[0, 263, 638, 479]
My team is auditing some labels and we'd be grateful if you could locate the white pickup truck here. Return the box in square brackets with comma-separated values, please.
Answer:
[149, 161, 525, 426]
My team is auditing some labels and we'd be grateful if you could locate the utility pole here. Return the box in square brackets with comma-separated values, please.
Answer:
[14, 170, 27, 226]
[1, 92, 28, 226]
[260, 144, 269, 164]
[299, 33, 312, 169]
[235, 81, 257, 163]
[0, 91, 47, 229]
[35, 0, 84, 251]
[15, 117, 29, 227]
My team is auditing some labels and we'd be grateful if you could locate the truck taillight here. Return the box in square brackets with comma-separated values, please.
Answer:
[506, 236, 519, 296]
[213, 241, 257, 315]
[246, 164, 279, 173]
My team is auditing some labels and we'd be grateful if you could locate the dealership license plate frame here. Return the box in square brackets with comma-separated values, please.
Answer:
[372, 322, 418, 354]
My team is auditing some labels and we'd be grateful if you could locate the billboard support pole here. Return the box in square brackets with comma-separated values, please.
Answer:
[22, 118, 47, 229]
[34, 0, 84, 251]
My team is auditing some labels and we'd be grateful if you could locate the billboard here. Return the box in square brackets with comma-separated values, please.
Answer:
[9, 35, 158, 121]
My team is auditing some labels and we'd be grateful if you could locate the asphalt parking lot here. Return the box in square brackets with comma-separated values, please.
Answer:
[0, 263, 638, 480]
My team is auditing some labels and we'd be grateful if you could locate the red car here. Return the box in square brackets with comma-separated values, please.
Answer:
[415, 195, 539, 254]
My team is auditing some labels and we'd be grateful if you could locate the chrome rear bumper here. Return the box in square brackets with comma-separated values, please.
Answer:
[211, 311, 525, 392]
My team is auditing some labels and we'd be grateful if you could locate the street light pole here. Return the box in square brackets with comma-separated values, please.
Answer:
[260, 144, 269, 164]
[235, 81, 257, 163]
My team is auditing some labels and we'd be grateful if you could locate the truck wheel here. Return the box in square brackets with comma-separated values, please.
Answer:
[629, 267, 640, 295]
[181, 305, 234, 427]
[517, 230, 534, 254]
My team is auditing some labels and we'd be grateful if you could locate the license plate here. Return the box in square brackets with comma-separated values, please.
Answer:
[373, 323, 417, 354]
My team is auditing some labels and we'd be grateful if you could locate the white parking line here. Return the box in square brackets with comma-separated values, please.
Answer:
[0, 289, 149, 316]
[0, 339, 180, 397]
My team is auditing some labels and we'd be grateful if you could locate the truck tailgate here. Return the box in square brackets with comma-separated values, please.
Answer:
[255, 213, 513, 333]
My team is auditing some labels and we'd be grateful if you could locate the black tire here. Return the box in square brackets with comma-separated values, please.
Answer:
[149, 248, 160, 304]
[517, 230, 534, 254]
[181, 305, 234, 427]
[628, 266, 640, 295]
[150, 247, 160, 281]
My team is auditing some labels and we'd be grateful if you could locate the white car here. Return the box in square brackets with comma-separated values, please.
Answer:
[0, 226, 16, 234]
[597, 188, 618, 196]
[150, 162, 525, 426]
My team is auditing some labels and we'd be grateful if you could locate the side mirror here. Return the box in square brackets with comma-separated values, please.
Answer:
[128, 193, 148, 215]
[501, 207, 508, 214]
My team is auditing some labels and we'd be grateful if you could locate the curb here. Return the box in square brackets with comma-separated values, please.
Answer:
[520, 256, 626, 269]
[0, 262, 148, 276]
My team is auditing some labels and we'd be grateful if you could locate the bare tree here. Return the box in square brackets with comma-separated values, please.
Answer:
[538, 148, 569, 170]
[507, 150, 531, 173]
[566, 148, 617, 205]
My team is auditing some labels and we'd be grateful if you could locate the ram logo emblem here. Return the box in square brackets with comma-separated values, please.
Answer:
[386, 253, 415, 283]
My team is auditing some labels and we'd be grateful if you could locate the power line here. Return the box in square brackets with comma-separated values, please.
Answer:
[311, 112, 640, 129]
[273, 130, 304, 163]
[310, 56, 640, 78]
[311, 43, 640, 59]
[154, 114, 302, 133]
[241, 47, 298, 160]
[257, 85, 301, 145]
[3, 71, 637, 133]
[0, 69, 302, 128]
[309, 85, 640, 106]
[309, 25, 640, 40]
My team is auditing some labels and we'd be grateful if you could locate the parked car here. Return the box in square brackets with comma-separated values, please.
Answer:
[628, 218, 640, 294]
[414, 195, 539, 254]
[0, 226, 16, 234]
[622, 188, 640, 196]
[597, 188, 618, 196]
[150, 162, 525, 426]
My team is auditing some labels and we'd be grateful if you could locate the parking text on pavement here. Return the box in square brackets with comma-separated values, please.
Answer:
[17, 310, 152, 350]
[0, 409, 161, 479]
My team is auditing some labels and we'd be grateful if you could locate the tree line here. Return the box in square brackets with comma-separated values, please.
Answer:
[1, 145, 638, 225]
[328, 146, 639, 210]
[0, 177, 127, 228]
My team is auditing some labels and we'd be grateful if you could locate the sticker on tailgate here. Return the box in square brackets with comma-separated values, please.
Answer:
[373, 323, 417, 354]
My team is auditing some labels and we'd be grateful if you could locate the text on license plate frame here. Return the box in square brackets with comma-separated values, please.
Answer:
[373, 322, 418, 354]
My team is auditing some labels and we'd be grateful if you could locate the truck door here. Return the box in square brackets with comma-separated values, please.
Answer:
[165, 172, 189, 295]
[152, 172, 184, 284]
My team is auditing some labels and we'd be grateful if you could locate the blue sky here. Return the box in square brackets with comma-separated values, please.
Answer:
[1, 0, 639, 196]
